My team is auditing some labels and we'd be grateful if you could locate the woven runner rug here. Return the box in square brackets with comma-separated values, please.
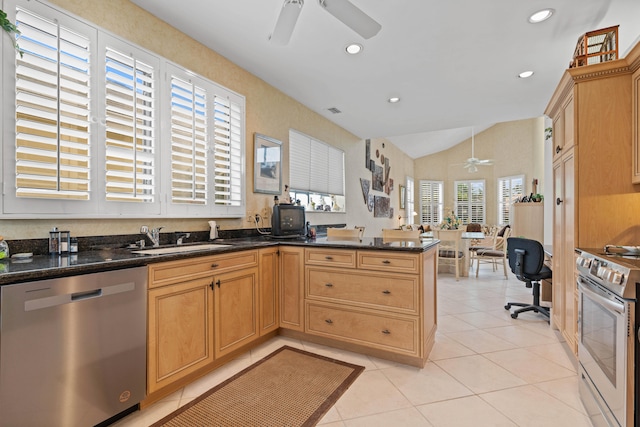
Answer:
[151, 345, 364, 427]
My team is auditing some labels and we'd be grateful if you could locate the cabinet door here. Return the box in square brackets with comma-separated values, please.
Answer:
[562, 150, 577, 351]
[258, 247, 279, 335]
[633, 68, 640, 183]
[147, 277, 214, 394]
[214, 267, 259, 358]
[552, 110, 565, 163]
[552, 158, 565, 332]
[280, 246, 305, 331]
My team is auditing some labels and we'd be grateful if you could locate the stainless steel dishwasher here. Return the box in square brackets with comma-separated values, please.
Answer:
[0, 266, 147, 427]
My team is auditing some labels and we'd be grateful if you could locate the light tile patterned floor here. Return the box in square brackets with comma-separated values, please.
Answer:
[114, 268, 590, 427]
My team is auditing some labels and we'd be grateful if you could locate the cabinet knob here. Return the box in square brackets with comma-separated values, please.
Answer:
[381, 329, 391, 335]
[211, 263, 219, 268]
[382, 260, 391, 264]
[556, 197, 563, 205]
[555, 145, 562, 154]
[325, 319, 333, 324]
[216, 279, 221, 288]
[382, 290, 391, 295]
[324, 283, 333, 287]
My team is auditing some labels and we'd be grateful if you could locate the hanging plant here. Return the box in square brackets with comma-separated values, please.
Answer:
[1, 8, 23, 57]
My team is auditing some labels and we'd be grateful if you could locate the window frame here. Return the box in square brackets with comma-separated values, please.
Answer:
[418, 180, 443, 226]
[454, 179, 485, 224]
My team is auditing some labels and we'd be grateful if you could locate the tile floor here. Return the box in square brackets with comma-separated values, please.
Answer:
[114, 267, 590, 427]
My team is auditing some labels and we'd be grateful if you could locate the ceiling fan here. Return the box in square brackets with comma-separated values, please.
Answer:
[462, 128, 493, 173]
[270, 0, 382, 46]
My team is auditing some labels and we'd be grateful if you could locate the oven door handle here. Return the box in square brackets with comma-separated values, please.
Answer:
[577, 278, 626, 314]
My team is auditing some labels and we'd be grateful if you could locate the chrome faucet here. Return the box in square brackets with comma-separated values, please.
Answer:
[140, 225, 163, 247]
[176, 232, 190, 245]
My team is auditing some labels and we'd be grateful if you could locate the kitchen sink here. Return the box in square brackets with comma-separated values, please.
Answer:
[131, 243, 231, 255]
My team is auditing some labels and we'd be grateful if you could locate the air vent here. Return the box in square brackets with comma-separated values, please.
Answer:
[327, 107, 342, 114]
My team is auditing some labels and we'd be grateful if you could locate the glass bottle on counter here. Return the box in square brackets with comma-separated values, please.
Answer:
[0, 236, 9, 260]
[49, 227, 59, 254]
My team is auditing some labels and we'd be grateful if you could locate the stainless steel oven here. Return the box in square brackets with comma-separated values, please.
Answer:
[576, 249, 639, 427]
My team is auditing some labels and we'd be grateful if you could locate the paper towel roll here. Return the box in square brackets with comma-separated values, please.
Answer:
[208, 221, 218, 239]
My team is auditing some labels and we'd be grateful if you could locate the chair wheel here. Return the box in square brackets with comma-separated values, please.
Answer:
[511, 313, 518, 319]
[504, 304, 511, 310]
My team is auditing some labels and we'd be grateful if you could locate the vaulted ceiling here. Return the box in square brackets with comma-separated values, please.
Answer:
[131, 0, 640, 158]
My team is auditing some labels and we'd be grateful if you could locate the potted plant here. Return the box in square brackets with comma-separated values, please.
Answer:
[1, 8, 23, 57]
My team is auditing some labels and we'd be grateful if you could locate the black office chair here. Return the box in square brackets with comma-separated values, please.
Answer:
[505, 237, 552, 319]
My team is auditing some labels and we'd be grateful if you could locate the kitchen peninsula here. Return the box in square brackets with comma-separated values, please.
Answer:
[0, 235, 438, 408]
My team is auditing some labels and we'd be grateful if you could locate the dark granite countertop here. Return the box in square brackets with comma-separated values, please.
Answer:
[0, 236, 438, 286]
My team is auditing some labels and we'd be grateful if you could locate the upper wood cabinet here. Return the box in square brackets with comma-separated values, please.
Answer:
[633, 66, 640, 183]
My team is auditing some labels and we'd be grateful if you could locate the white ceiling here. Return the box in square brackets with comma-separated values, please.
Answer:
[130, 0, 640, 158]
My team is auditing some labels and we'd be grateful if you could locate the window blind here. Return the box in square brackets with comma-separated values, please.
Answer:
[419, 180, 443, 225]
[212, 95, 242, 206]
[104, 47, 155, 203]
[14, 7, 91, 200]
[289, 130, 344, 196]
[170, 75, 208, 205]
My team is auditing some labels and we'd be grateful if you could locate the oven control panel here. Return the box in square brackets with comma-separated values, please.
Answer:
[577, 251, 635, 299]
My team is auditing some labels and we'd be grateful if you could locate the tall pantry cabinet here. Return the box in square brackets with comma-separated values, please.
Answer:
[545, 41, 640, 355]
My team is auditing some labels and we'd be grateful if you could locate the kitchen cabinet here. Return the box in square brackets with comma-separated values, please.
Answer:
[298, 247, 436, 367]
[213, 266, 259, 358]
[545, 40, 640, 356]
[146, 250, 258, 395]
[552, 147, 577, 353]
[511, 202, 544, 242]
[633, 66, 640, 183]
[279, 246, 305, 331]
[258, 247, 279, 336]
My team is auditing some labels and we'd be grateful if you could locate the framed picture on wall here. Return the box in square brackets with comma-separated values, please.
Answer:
[399, 185, 406, 209]
[254, 133, 282, 194]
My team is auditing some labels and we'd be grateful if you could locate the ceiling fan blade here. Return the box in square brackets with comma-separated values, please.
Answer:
[318, 0, 381, 39]
[270, 0, 304, 46]
[477, 159, 494, 165]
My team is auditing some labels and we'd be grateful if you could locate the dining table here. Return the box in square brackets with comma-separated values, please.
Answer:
[420, 231, 485, 277]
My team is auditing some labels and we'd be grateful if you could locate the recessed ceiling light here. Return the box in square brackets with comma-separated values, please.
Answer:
[388, 97, 400, 103]
[518, 71, 534, 79]
[345, 43, 363, 55]
[528, 9, 554, 23]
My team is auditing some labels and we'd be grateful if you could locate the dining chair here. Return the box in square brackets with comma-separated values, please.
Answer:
[382, 228, 421, 239]
[432, 229, 465, 280]
[327, 227, 362, 239]
[475, 227, 511, 278]
[468, 226, 497, 267]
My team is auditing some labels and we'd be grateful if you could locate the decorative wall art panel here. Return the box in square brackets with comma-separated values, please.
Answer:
[374, 196, 390, 217]
[372, 164, 384, 191]
[360, 178, 370, 204]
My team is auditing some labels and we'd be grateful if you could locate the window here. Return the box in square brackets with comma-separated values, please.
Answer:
[405, 176, 415, 224]
[2, 0, 246, 218]
[455, 180, 485, 224]
[498, 175, 524, 225]
[13, 6, 93, 204]
[419, 180, 443, 225]
[289, 129, 345, 212]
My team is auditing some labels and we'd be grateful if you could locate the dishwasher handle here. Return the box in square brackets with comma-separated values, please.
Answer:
[24, 281, 135, 312]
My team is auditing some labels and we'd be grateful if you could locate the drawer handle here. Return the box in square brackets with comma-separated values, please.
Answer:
[325, 256, 333, 260]
[216, 279, 221, 288]
[382, 260, 391, 264]
[381, 329, 391, 335]
[325, 319, 333, 324]
[325, 283, 333, 288]
[211, 263, 219, 268]
[382, 290, 391, 295]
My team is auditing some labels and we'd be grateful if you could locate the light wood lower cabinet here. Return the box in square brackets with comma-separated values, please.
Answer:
[146, 250, 260, 396]
[279, 246, 305, 331]
[300, 247, 436, 367]
[258, 247, 279, 336]
[147, 276, 214, 394]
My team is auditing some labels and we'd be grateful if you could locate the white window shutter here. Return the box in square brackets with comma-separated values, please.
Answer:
[327, 146, 344, 196]
[212, 94, 244, 210]
[289, 131, 311, 191]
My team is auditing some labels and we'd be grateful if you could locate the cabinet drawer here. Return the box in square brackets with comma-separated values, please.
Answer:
[306, 302, 418, 355]
[306, 267, 418, 314]
[149, 250, 258, 288]
[358, 251, 420, 274]
[305, 248, 356, 268]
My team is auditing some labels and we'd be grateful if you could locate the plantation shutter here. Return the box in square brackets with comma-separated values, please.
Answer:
[498, 175, 524, 225]
[104, 47, 155, 203]
[170, 75, 208, 205]
[455, 180, 485, 224]
[419, 180, 443, 225]
[212, 94, 243, 207]
[14, 7, 92, 201]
